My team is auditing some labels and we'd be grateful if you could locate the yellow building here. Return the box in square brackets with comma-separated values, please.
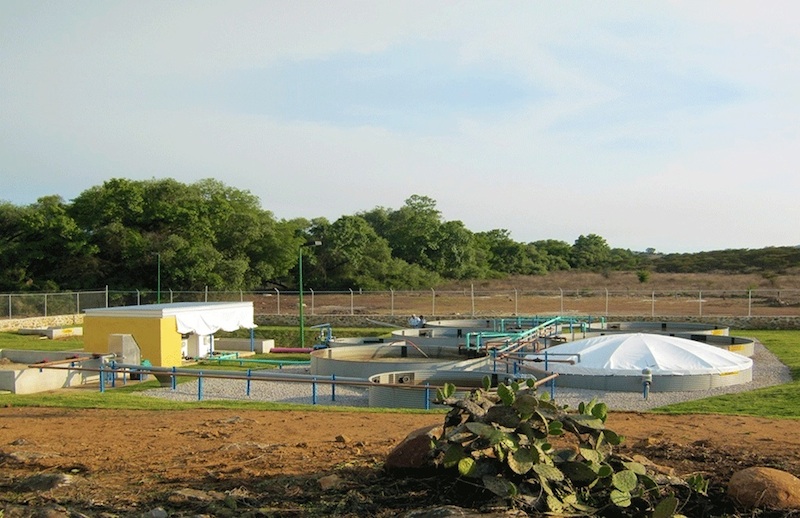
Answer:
[83, 302, 256, 367]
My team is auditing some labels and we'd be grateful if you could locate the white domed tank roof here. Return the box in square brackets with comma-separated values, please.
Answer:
[527, 332, 752, 376]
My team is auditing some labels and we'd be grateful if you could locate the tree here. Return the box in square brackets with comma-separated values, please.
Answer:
[570, 234, 612, 271]
[312, 215, 390, 289]
[608, 248, 642, 271]
[305, 215, 440, 290]
[431, 220, 483, 279]
[68, 178, 293, 291]
[380, 195, 444, 272]
[0, 202, 29, 290]
[532, 239, 572, 271]
[1, 196, 98, 291]
[476, 230, 547, 276]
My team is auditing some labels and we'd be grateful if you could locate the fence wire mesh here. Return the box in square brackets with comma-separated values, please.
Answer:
[2, 287, 799, 320]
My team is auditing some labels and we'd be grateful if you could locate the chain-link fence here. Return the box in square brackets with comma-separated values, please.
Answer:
[2, 287, 799, 320]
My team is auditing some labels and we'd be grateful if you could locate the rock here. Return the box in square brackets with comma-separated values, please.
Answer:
[335, 434, 350, 443]
[34, 506, 70, 518]
[385, 424, 443, 472]
[142, 508, 169, 518]
[728, 466, 800, 510]
[169, 488, 226, 503]
[318, 474, 345, 490]
[630, 454, 675, 476]
[17, 473, 74, 491]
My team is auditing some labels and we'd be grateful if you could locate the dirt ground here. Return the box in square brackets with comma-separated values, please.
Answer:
[1, 406, 800, 517]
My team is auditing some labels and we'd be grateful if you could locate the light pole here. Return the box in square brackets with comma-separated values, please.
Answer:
[299, 240, 322, 347]
[155, 253, 162, 304]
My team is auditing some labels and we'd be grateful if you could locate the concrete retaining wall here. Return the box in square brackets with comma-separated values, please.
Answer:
[215, 338, 275, 354]
[0, 314, 84, 332]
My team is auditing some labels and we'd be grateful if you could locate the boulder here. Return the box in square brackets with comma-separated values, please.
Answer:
[728, 466, 800, 510]
[318, 474, 346, 491]
[385, 424, 443, 472]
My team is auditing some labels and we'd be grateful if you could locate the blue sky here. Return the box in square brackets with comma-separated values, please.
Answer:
[2, 1, 798, 253]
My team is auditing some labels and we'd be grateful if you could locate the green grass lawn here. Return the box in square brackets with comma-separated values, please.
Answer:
[0, 331, 85, 351]
[651, 330, 800, 418]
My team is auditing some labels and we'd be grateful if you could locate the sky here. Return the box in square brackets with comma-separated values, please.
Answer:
[2, 1, 799, 254]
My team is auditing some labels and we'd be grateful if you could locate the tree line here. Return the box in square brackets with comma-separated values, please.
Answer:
[1, 178, 798, 293]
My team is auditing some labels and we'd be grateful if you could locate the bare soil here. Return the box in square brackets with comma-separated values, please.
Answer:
[2, 406, 800, 517]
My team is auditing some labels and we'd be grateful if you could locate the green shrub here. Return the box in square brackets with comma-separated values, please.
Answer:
[432, 377, 701, 516]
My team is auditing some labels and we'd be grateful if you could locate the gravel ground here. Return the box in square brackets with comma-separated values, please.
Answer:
[136, 340, 792, 411]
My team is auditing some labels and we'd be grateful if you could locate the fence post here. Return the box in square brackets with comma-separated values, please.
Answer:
[748, 290, 752, 317]
[514, 288, 518, 316]
[651, 291, 655, 317]
[349, 288, 354, 315]
[312, 378, 318, 405]
[44, 293, 48, 317]
[425, 383, 431, 410]
[205, 286, 208, 302]
[136, 290, 140, 305]
[390, 288, 394, 316]
[431, 288, 436, 318]
[470, 283, 475, 317]
[605, 288, 609, 316]
[559, 288, 564, 314]
[310, 288, 315, 316]
[699, 291, 703, 317]
[105, 285, 109, 308]
[275, 288, 280, 314]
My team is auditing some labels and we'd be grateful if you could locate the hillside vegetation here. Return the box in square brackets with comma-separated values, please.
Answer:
[2, 178, 798, 294]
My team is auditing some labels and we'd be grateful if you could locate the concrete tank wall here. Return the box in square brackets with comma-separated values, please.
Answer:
[518, 364, 753, 392]
[0, 349, 103, 394]
[310, 344, 467, 378]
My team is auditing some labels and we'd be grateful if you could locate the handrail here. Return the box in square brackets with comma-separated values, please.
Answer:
[30, 361, 559, 395]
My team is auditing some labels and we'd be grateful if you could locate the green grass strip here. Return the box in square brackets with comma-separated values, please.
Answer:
[651, 330, 800, 418]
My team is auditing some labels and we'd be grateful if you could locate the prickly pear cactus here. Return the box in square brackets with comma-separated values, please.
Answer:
[431, 377, 699, 516]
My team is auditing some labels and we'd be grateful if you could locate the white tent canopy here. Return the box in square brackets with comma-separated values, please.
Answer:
[85, 302, 256, 336]
[527, 333, 752, 376]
